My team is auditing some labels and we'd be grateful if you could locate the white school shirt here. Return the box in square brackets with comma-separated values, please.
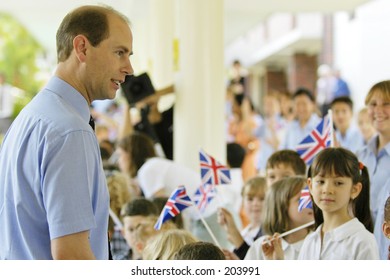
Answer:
[244, 235, 304, 260]
[240, 224, 261, 246]
[298, 218, 379, 260]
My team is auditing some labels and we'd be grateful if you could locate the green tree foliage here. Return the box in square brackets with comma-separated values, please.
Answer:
[0, 12, 45, 117]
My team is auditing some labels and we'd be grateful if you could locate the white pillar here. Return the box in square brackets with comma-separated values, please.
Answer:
[174, 0, 225, 170]
[149, 0, 175, 88]
[131, 18, 151, 73]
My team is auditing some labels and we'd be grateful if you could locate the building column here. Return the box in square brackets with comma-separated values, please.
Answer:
[149, 0, 175, 88]
[174, 0, 225, 170]
[287, 53, 318, 94]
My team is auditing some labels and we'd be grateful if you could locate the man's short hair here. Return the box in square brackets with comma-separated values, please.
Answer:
[56, 5, 130, 62]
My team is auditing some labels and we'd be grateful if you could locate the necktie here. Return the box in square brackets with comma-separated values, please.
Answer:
[89, 115, 95, 131]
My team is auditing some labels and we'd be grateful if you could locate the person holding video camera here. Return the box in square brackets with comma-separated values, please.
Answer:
[120, 73, 174, 159]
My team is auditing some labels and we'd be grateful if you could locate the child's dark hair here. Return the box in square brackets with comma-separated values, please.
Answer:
[174, 241, 225, 260]
[227, 142, 246, 168]
[308, 147, 373, 232]
[293, 87, 315, 103]
[266, 149, 306, 175]
[120, 198, 159, 218]
[330, 96, 354, 110]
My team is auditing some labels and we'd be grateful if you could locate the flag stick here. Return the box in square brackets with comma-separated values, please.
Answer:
[194, 207, 221, 248]
[265, 220, 314, 245]
[278, 220, 314, 239]
[109, 208, 123, 230]
[327, 109, 334, 148]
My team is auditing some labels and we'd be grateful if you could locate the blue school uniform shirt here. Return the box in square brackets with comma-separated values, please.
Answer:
[357, 135, 390, 221]
[357, 136, 390, 259]
[335, 123, 365, 153]
[280, 113, 321, 150]
[0, 76, 109, 259]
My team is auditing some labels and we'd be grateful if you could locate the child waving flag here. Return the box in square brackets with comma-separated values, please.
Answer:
[154, 186, 192, 230]
[296, 111, 333, 165]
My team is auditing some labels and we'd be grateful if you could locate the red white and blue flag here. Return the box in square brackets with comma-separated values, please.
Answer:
[296, 114, 332, 165]
[193, 184, 217, 212]
[298, 185, 313, 212]
[199, 149, 231, 185]
[154, 186, 193, 230]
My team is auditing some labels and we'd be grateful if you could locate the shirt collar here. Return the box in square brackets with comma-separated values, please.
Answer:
[366, 135, 390, 155]
[280, 237, 305, 251]
[45, 76, 90, 123]
[316, 218, 364, 242]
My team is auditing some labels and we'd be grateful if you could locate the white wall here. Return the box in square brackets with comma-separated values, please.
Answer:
[334, 0, 390, 112]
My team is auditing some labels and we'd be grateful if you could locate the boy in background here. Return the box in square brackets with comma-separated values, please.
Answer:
[330, 96, 365, 153]
[265, 149, 307, 187]
[120, 198, 159, 260]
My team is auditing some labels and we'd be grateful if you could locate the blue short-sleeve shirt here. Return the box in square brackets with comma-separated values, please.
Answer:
[0, 77, 109, 259]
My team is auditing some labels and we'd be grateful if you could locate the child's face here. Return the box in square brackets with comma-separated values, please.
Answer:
[367, 91, 390, 135]
[331, 102, 352, 131]
[243, 191, 265, 224]
[288, 190, 314, 228]
[308, 173, 362, 217]
[358, 111, 376, 141]
[294, 95, 314, 122]
[122, 215, 144, 248]
[266, 163, 296, 186]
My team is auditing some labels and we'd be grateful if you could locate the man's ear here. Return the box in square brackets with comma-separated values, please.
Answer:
[73, 35, 88, 62]
[351, 182, 362, 200]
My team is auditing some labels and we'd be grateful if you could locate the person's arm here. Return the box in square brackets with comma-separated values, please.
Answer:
[118, 103, 133, 141]
[217, 207, 244, 248]
[118, 85, 174, 141]
[51, 231, 96, 260]
[137, 85, 175, 107]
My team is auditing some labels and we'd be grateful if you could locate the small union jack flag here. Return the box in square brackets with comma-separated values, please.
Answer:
[298, 185, 313, 212]
[154, 186, 193, 230]
[199, 149, 231, 185]
[296, 114, 332, 165]
[193, 184, 217, 212]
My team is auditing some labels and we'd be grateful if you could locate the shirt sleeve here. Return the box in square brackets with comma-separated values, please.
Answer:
[41, 130, 99, 239]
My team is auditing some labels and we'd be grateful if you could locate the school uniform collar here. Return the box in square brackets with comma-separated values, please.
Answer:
[315, 218, 364, 242]
[365, 135, 390, 156]
[280, 237, 305, 251]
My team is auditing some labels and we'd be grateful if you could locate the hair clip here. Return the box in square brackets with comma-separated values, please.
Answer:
[359, 162, 364, 171]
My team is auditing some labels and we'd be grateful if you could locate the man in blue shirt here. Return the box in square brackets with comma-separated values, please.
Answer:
[0, 5, 133, 259]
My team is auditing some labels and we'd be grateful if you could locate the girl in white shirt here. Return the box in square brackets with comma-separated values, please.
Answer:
[299, 147, 379, 259]
[245, 176, 314, 260]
